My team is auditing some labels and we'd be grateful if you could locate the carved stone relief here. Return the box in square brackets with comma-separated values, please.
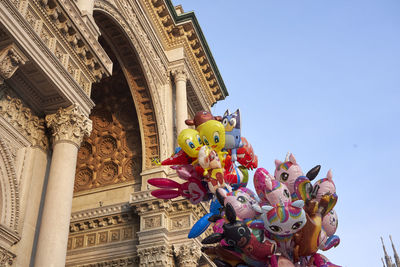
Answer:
[137, 244, 173, 267]
[0, 245, 15, 267]
[74, 52, 142, 191]
[0, 43, 28, 84]
[173, 242, 202, 267]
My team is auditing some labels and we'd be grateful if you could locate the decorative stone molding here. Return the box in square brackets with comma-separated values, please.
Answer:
[71, 257, 137, 267]
[0, 43, 28, 84]
[70, 203, 131, 222]
[46, 104, 92, 148]
[173, 242, 202, 266]
[0, 224, 20, 246]
[172, 67, 187, 83]
[137, 244, 173, 267]
[0, 245, 15, 267]
[0, 84, 49, 150]
[0, 138, 20, 232]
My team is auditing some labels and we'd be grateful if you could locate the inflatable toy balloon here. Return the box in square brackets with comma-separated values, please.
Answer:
[322, 209, 338, 236]
[185, 110, 222, 128]
[216, 188, 258, 221]
[314, 170, 336, 202]
[202, 203, 276, 263]
[253, 168, 291, 206]
[197, 120, 226, 155]
[197, 145, 225, 193]
[224, 158, 249, 190]
[236, 137, 258, 170]
[188, 198, 222, 239]
[274, 153, 304, 198]
[170, 164, 201, 180]
[177, 128, 203, 158]
[222, 109, 242, 162]
[148, 177, 207, 204]
[256, 200, 307, 240]
[159, 149, 193, 165]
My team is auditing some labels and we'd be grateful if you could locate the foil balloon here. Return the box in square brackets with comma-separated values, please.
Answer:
[188, 198, 221, 238]
[274, 153, 304, 199]
[177, 128, 203, 158]
[253, 168, 291, 206]
[222, 109, 242, 162]
[185, 110, 222, 129]
[236, 137, 258, 169]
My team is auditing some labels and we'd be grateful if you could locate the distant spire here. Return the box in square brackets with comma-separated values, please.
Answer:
[390, 235, 400, 267]
[382, 257, 387, 267]
[382, 237, 394, 267]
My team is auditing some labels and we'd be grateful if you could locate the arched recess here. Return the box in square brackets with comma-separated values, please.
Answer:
[0, 138, 19, 231]
[94, 0, 168, 164]
[74, 3, 167, 192]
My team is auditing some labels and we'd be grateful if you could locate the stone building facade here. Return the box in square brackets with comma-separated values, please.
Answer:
[0, 0, 227, 266]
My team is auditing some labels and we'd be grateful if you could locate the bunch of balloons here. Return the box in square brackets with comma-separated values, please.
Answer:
[148, 110, 340, 267]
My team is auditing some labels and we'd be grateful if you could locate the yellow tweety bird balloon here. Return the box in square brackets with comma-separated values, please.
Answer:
[177, 128, 202, 158]
[197, 120, 226, 152]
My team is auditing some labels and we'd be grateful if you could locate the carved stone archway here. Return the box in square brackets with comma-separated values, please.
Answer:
[93, 1, 169, 167]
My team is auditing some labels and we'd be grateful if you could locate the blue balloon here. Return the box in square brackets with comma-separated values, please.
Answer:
[188, 199, 221, 239]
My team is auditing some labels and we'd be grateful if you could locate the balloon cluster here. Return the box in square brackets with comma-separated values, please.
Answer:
[148, 110, 341, 267]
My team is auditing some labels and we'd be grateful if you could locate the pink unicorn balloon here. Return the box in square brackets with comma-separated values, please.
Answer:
[314, 169, 336, 202]
[274, 153, 304, 198]
[254, 167, 291, 206]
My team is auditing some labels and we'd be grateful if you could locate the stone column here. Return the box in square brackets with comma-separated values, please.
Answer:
[173, 242, 202, 267]
[173, 68, 188, 135]
[34, 104, 92, 267]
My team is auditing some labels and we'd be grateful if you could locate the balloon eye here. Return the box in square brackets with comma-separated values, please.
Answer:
[269, 225, 282, 232]
[229, 118, 236, 126]
[213, 132, 220, 143]
[185, 139, 195, 149]
[196, 135, 202, 145]
[227, 239, 236, 246]
[292, 221, 303, 230]
[237, 196, 246, 203]
[203, 136, 209, 146]
[284, 189, 290, 198]
[222, 118, 228, 126]
[280, 172, 289, 182]
[238, 227, 246, 235]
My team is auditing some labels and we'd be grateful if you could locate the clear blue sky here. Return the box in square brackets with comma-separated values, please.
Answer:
[172, 1, 400, 266]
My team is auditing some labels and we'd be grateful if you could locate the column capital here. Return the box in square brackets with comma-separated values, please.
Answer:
[0, 43, 28, 84]
[173, 242, 202, 266]
[171, 67, 187, 83]
[45, 104, 92, 148]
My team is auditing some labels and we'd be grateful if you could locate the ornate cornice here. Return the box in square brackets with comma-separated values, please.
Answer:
[74, 257, 137, 267]
[142, 0, 228, 105]
[70, 203, 131, 223]
[0, 245, 15, 266]
[0, 42, 28, 83]
[0, 224, 20, 246]
[45, 104, 92, 148]
[0, 84, 49, 150]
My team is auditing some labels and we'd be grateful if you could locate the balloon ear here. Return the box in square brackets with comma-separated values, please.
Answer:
[327, 169, 333, 181]
[151, 189, 180, 199]
[216, 189, 226, 206]
[202, 233, 224, 244]
[261, 205, 274, 213]
[185, 119, 195, 126]
[306, 165, 321, 181]
[292, 200, 305, 209]
[148, 178, 180, 189]
[289, 153, 297, 164]
[224, 109, 230, 117]
[225, 203, 237, 224]
[274, 160, 282, 169]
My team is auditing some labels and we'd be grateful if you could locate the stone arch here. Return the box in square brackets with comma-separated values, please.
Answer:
[0, 138, 19, 231]
[93, 0, 169, 167]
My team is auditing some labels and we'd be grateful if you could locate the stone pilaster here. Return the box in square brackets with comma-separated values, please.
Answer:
[173, 242, 202, 267]
[172, 67, 188, 135]
[34, 104, 91, 267]
[0, 43, 28, 84]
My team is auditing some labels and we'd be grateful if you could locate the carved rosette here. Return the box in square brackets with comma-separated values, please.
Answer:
[0, 43, 28, 83]
[46, 104, 92, 148]
[173, 242, 202, 267]
[137, 244, 173, 267]
[0, 246, 15, 267]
